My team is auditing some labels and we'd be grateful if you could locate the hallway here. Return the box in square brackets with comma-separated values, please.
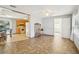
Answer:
[0, 34, 78, 54]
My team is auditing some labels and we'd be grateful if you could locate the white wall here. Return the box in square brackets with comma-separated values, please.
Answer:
[42, 17, 54, 35]
[11, 20, 16, 34]
[71, 7, 79, 49]
[62, 16, 72, 38]
[71, 7, 79, 41]
[29, 15, 42, 38]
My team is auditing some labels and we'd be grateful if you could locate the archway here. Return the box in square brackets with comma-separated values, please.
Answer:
[34, 23, 41, 37]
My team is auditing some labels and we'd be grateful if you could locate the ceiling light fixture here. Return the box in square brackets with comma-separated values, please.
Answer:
[42, 9, 52, 16]
[45, 12, 49, 16]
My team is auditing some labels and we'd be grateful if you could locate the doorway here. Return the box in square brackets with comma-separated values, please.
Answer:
[34, 23, 41, 37]
[16, 19, 26, 34]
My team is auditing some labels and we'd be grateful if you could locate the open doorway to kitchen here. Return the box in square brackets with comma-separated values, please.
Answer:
[0, 17, 30, 43]
[0, 6, 31, 42]
[16, 19, 26, 34]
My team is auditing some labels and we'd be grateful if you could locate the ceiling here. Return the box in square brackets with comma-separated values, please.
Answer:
[0, 5, 78, 17]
